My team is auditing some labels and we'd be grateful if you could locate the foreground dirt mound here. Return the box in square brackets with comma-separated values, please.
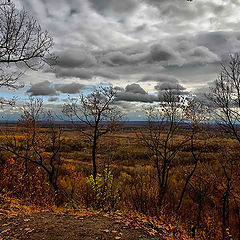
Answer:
[1, 211, 174, 240]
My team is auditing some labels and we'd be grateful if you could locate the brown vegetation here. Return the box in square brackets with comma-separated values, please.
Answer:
[1, 120, 240, 239]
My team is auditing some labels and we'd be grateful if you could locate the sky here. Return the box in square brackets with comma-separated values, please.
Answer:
[1, 0, 240, 120]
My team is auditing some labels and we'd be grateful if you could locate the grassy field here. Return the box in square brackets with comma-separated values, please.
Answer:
[1, 123, 240, 239]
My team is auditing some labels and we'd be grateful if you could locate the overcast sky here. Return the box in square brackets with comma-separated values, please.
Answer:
[2, 0, 240, 120]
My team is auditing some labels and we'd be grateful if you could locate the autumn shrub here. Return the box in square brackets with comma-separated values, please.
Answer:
[117, 166, 160, 215]
[60, 138, 85, 153]
[0, 151, 9, 169]
[2, 124, 240, 239]
[85, 168, 120, 211]
[0, 157, 56, 206]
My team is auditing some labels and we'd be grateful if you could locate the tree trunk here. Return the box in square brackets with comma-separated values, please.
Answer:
[177, 160, 198, 211]
[235, 204, 240, 240]
[158, 186, 167, 209]
[48, 172, 58, 193]
[92, 130, 98, 181]
[197, 199, 203, 229]
[222, 191, 230, 240]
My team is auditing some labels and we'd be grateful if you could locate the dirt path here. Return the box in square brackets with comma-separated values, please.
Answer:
[0, 212, 168, 240]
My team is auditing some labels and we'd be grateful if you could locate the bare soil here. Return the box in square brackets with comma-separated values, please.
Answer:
[0, 212, 167, 240]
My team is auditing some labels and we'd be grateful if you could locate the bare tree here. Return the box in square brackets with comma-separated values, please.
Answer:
[188, 174, 211, 230]
[139, 90, 191, 209]
[63, 86, 123, 181]
[207, 53, 240, 143]
[0, 98, 63, 193]
[176, 99, 209, 211]
[0, 0, 54, 93]
[207, 53, 240, 239]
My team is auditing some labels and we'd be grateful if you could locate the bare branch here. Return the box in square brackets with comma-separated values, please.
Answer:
[0, 1, 54, 90]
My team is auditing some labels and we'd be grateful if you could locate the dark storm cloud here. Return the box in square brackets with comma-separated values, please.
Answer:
[53, 67, 120, 80]
[125, 83, 147, 94]
[55, 83, 85, 94]
[26, 81, 57, 96]
[102, 51, 148, 66]
[135, 24, 147, 32]
[22, 0, 224, 88]
[143, 0, 227, 24]
[114, 81, 189, 103]
[185, 46, 220, 64]
[139, 74, 179, 83]
[100, 42, 218, 70]
[55, 68, 93, 79]
[154, 82, 185, 91]
[13, 0, 240, 121]
[114, 86, 124, 91]
[100, 42, 183, 67]
[115, 83, 158, 103]
[26, 81, 85, 96]
[116, 92, 158, 103]
[56, 50, 97, 68]
[171, 31, 240, 61]
[89, 0, 138, 14]
[149, 43, 180, 63]
[195, 31, 240, 55]
[95, 70, 120, 80]
[173, 39, 220, 65]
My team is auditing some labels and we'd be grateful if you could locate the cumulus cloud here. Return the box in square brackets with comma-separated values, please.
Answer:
[114, 86, 124, 91]
[116, 92, 158, 103]
[155, 82, 186, 91]
[26, 81, 57, 96]
[115, 83, 158, 103]
[195, 31, 240, 56]
[48, 97, 59, 102]
[100, 41, 219, 70]
[27, 81, 85, 96]
[149, 43, 181, 63]
[101, 43, 184, 67]
[154, 81, 189, 102]
[54, 83, 85, 94]
[102, 51, 148, 66]
[193, 82, 216, 106]
[56, 49, 97, 68]
[115, 82, 189, 103]
[157, 89, 189, 102]
[183, 46, 220, 65]
[125, 83, 147, 94]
